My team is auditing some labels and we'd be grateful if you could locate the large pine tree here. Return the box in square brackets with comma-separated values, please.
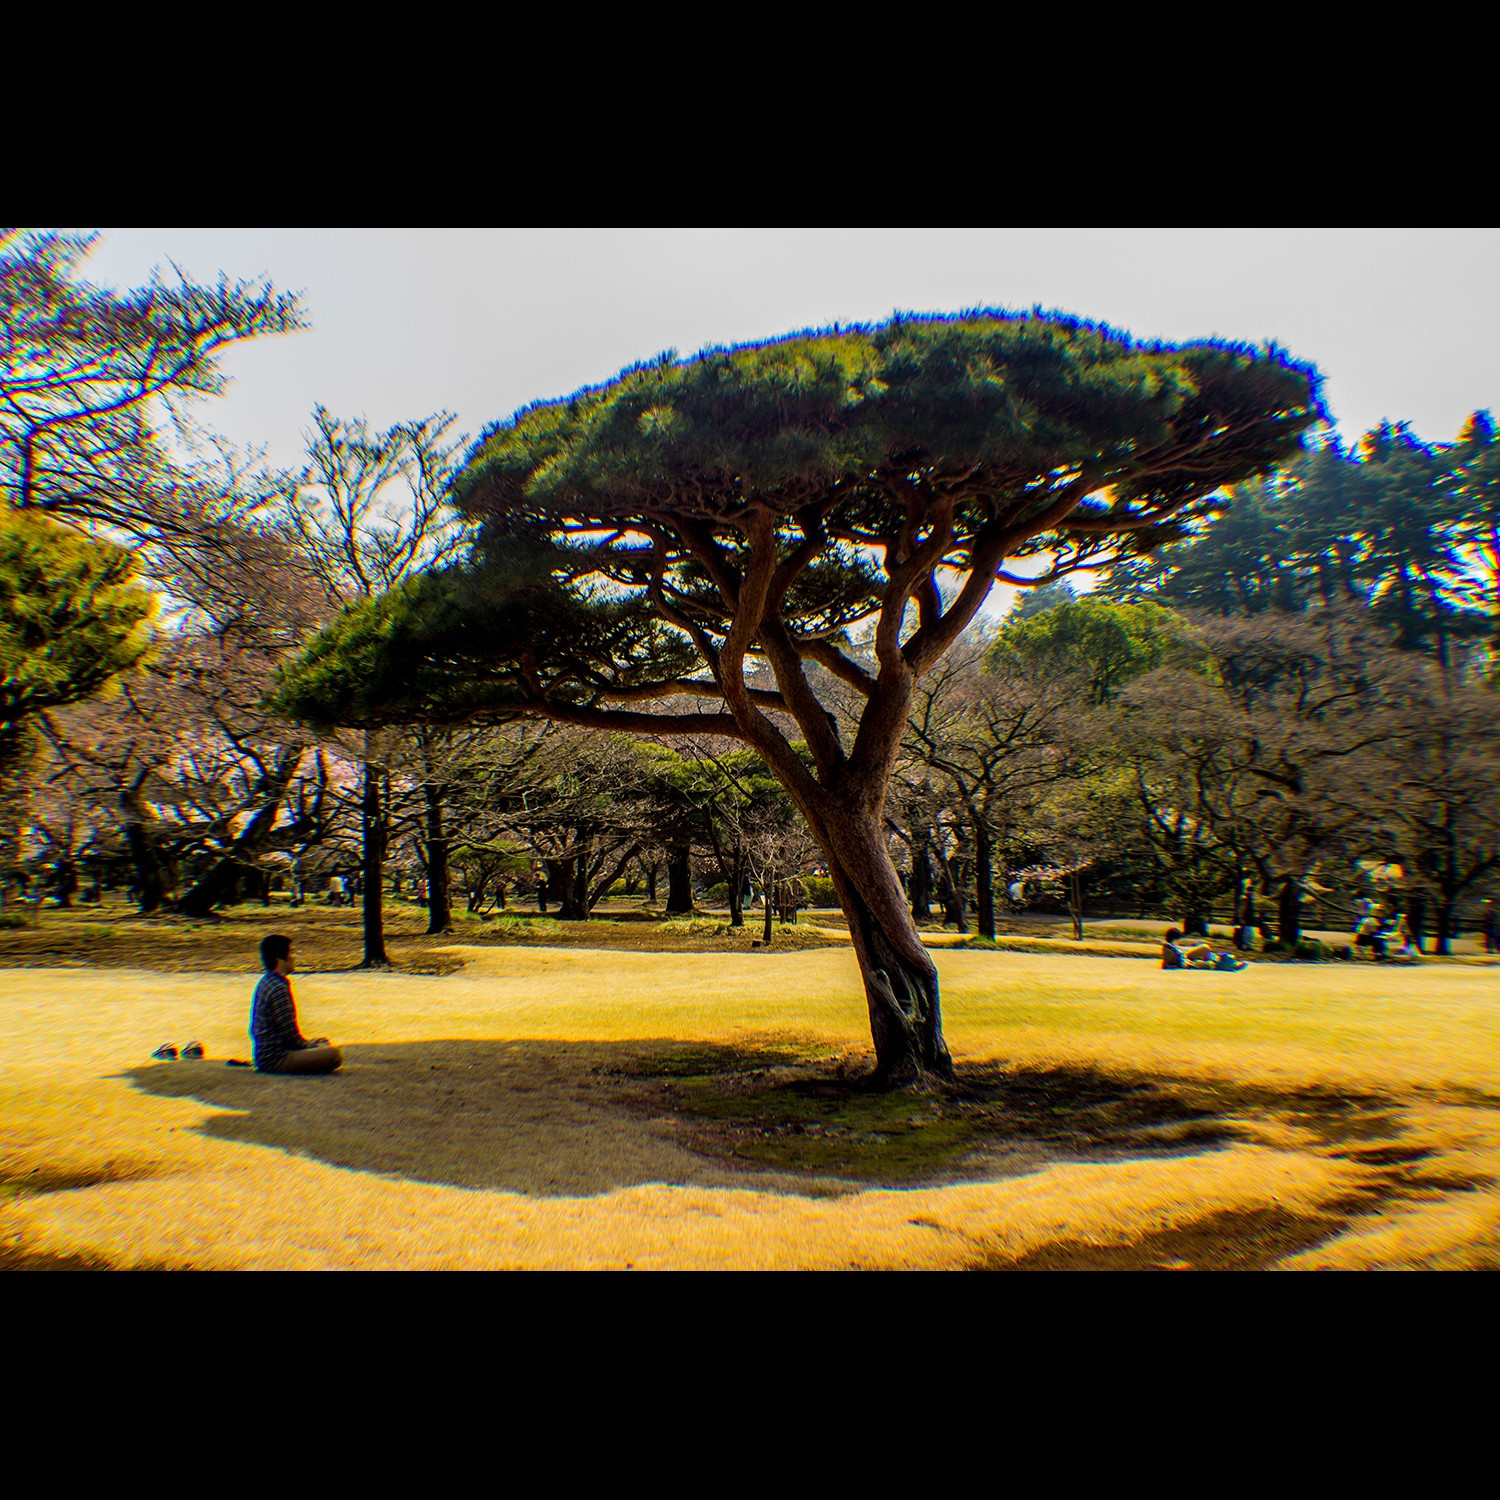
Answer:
[276, 312, 1320, 1083]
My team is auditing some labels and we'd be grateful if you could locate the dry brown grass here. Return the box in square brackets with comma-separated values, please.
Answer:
[2, 937, 1497, 1269]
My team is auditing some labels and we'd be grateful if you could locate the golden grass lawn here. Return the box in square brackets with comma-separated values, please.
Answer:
[3, 944, 1498, 1270]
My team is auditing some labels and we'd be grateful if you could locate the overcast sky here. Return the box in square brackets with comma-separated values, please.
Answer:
[81, 227, 1498, 473]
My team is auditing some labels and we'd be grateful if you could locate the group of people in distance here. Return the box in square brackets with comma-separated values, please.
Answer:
[1158, 896, 1476, 972]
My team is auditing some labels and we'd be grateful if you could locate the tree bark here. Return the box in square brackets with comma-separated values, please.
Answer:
[361, 749, 390, 967]
[587, 842, 640, 913]
[822, 808, 953, 1085]
[423, 781, 451, 935]
[570, 841, 589, 919]
[762, 864, 775, 944]
[1435, 897, 1455, 957]
[665, 845, 692, 915]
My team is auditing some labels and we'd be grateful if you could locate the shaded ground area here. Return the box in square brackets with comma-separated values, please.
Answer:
[598, 1049, 1242, 1186]
[113, 1038, 1489, 1268]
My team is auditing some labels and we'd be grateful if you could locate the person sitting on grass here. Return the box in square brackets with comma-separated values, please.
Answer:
[252, 933, 342, 1075]
[1161, 928, 1247, 972]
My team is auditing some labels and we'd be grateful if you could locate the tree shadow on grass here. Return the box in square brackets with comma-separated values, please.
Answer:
[115, 1041, 1478, 1267]
[116, 1038, 1320, 1202]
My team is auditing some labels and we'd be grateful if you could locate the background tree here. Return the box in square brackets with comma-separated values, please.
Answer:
[1452, 411, 1500, 674]
[276, 313, 1321, 1084]
[0, 228, 302, 536]
[1115, 610, 1417, 945]
[0, 508, 155, 890]
[1372, 674, 1500, 953]
[900, 629, 1089, 939]
[0, 507, 155, 771]
[273, 407, 468, 964]
[1102, 421, 1493, 673]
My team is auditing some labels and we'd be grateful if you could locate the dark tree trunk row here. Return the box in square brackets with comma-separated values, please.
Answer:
[937, 846, 968, 934]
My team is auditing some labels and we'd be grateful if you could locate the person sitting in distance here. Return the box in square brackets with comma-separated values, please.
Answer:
[252, 934, 342, 1074]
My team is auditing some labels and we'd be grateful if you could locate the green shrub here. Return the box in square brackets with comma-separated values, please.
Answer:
[701, 882, 729, 905]
[0, 911, 29, 929]
[1294, 938, 1330, 962]
[803, 876, 837, 907]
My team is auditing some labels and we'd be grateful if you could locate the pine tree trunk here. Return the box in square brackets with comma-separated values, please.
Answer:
[176, 748, 305, 919]
[645, 860, 658, 905]
[762, 864, 774, 944]
[545, 858, 585, 919]
[423, 782, 451, 935]
[823, 809, 953, 1085]
[361, 751, 390, 967]
[665, 845, 692, 915]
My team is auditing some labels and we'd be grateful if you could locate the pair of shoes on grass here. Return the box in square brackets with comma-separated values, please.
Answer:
[151, 1041, 205, 1061]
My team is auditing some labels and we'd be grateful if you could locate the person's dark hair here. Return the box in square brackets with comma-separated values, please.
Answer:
[1165, 928, 1182, 943]
[260, 933, 292, 972]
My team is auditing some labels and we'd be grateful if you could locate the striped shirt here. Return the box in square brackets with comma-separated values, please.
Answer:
[251, 971, 309, 1073]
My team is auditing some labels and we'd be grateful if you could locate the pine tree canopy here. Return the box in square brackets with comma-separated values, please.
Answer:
[0, 505, 156, 723]
[275, 311, 1321, 748]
